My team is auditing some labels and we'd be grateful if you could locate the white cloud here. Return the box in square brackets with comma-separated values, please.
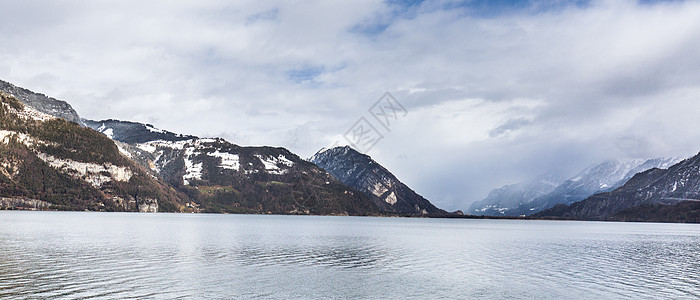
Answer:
[2, 0, 700, 211]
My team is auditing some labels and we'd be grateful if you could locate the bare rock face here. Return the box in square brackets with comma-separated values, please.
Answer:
[138, 198, 158, 213]
[0, 80, 82, 124]
[310, 146, 447, 216]
[0, 197, 52, 210]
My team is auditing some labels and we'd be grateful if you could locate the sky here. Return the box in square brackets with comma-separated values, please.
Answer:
[1, 0, 700, 211]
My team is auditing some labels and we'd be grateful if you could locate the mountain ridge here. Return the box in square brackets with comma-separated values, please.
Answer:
[534, 153, 700, 222]
[0, 80, 82, 124]
[85, 119, 383, 215]
[309, 146, 448, 216]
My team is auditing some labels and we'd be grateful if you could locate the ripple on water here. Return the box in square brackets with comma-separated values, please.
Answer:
[0, 213, 698, 299]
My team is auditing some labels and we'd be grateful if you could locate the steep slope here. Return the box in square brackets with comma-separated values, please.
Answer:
[535, 153, 700, 222]
[511, 158, 679, 216]
[86, 119, 380, 215]
[0, 80, 82, 124]
[83, 119, 195, 144]
[467, 171, 566, 216]
[309, 146, 447, 215]
[0, 92, 187, 212]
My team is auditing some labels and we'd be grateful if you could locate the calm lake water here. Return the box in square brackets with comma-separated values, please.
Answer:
[0, 211, 698, 299]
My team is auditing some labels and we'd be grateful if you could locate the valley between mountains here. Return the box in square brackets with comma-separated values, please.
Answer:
[0, 79, 698, 222]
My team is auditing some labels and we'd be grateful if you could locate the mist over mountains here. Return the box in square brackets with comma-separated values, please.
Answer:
[1, 78, 699, 222]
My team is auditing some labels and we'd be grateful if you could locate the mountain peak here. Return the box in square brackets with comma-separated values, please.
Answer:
[0, 79, 82, 124]
[310, 146, 447, 215]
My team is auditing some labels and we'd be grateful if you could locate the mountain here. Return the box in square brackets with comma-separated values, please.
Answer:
[0, 79, 381, 216]
[85, 119, 380, 215]
[510, 158, 680, 216]
[535, 153, 700, 222]
[467, 171, 566, 216]
[0, 91, 187, 212]
[82, 119, 195, 144]
[309, 146, 447, 215]
[0, 80, 82, 124]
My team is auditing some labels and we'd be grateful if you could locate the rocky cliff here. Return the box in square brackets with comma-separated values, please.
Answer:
[310, 146, 447, 216]
[0, 80, 82, 124]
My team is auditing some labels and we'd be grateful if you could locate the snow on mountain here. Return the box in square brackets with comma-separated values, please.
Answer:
[511, 158, 682, 216]
[85, 118, 380, 215]
[309, 146, 448, 216]
[0, 92, 186, 212]
[0, 80, 82, 124]
[467, 170, 567, 216]
[84, 119, 195, 144]
[535, 153, 700, 221]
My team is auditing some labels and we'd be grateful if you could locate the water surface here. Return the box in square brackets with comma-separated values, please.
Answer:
[1, 211, 698, 299]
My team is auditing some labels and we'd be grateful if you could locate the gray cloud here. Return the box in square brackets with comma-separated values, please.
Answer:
[1, 0, 700, 211]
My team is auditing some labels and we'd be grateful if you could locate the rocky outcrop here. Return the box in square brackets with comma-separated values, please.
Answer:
[138, 198, 158, 213]
[37, 153, 133, 188]
[310, 146, 447, 216]
[0, 80, 82, 124]
[0, 197, 52, 210]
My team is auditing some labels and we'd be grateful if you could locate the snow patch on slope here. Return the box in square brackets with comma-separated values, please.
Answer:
[183, 146, 202, 185]
[145, 124, 164, 134]
[209, 151, 240, 171]
[103, 128, 114, 139]
[255, 154, 294, 175]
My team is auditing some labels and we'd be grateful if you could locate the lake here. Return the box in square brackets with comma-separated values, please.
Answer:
[0, 211, 698, 299]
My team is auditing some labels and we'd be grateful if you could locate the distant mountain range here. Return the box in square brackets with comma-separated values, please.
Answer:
[470, 158, 681, 217]
[310, 146, 448, 216]
[0, 78, 442, 216]
[536, 153, 700, 222]
[467, 170, 566, 216]
[2, 78, 700, 222]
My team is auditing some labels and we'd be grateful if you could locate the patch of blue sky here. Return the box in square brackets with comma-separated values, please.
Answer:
[287, 66, 325, 84]
[350, 0, 596, 37]
[638, 0, 685, 5]
[246, 9, 279, 25]
[349, 0, 425, 37]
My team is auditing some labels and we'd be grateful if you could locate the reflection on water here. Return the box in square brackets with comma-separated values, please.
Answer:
[0, 211, 699, 299]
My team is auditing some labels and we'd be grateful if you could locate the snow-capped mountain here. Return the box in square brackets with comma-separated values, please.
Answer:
[83, 119, 195, 144]
[510, 158, 681, 216]
[0, 80, 82, 124]
[85, 119, 381, 215]
[467, 170, 567, 216]
[535, 153, 700, 222]
[309, 146, 447, 215]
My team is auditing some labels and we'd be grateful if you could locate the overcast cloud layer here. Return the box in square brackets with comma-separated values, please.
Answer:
[1, 0, 700, 211]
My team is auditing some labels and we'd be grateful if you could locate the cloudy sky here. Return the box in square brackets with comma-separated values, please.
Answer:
[2, 0, 700, 211]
